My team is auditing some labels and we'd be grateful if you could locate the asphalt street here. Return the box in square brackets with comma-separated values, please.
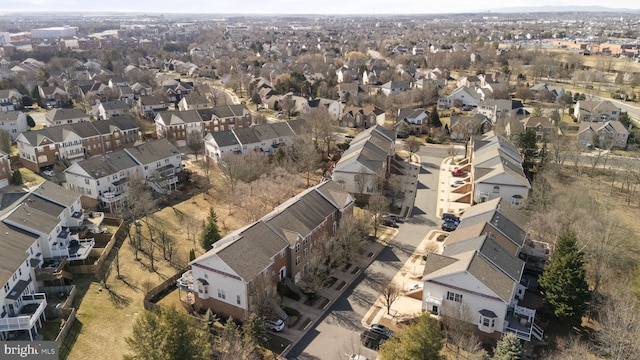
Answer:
[285, 144, 450, 360]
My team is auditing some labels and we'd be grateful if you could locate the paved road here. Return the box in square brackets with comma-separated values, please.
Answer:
[286, 144, 448, 360]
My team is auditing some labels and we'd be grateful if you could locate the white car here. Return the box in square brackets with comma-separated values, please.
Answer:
[349, 355, 369, 360]
[450, 180, 466, 187]
[42, 169, 54, 177]
[265, 319, 285, 332]
[408, 283, 423, 291]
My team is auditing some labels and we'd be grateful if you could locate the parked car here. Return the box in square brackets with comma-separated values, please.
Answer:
[441, 213, 460, 232]
[360, 330, 387, 350]
[370, 323, 394, 337]
[42, 169, 54, 177]
[349, 355, 369, 360]
[381, 218, 399, 228]
[451, 169, 467, 177]
[265, 319, 285, 332]
[450, 180, 466, 187]
[383, 214, 404, 223]
[408, 283, 423, 291]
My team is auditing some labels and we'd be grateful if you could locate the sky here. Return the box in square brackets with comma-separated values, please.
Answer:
[3, 0, 640, 15]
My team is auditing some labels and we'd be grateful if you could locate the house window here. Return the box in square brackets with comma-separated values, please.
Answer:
[84, 178, 90, 185]
[511, 195, 523, 206]
[280, 250, 285, 258]
[304, 248, 308, 257]
[492, 186, 500, 194]
[447, 291, 463, 302]
[217, 289, 226, 299]
[295, 243, 300, 253]
[296, 256, 301, 265]
[302, 238, 308, 245]
[236, 295, 241, 305]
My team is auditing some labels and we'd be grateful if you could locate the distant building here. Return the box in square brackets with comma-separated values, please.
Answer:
[31, 26, 78, 39]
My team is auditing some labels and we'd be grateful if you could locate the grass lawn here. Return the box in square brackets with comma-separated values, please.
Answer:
[64, 165, 311, 359]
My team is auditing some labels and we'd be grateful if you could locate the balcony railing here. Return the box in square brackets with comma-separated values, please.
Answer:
[176, 270, 194, 291]
[49, 238, 95, 261]
[0, 293, 47, 332]
[100, 192, 125, 203]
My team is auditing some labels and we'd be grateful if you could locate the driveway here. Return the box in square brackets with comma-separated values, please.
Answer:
[285, 144, 449, 359]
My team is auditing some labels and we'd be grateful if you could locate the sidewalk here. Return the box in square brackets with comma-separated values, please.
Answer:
[360, 155, 472, 331]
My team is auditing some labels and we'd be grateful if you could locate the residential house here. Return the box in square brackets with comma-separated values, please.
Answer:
[574, 100, 621, 122]
[178, 95, 210, 111]
[379, 81, 410, 96]
[197, 104, 252, 133]
[332, 125, 396, 199]
[340, 105, 385, 129]
[92, 100, 129, 120]
[44, 108, 91, 126]
[138, 96, 168, 117]
[162, 79, 194, 103]
[577, 120, 629, 149]
[477, 99, 528, 124]
[204, 131, 242, 161]
[0, 111, 28, 140]
[456, 75, 482, 89]
[64, 139, 182, 209]
[470, 132, 530, 206]
[180, 180, 354, 321]
[449, 114, 492, 142]
[337, 82, 365, 102]
[130, 82, 153, 97]
[396, 108, 429, 134]
[0, 89, 23, 112]
[511, 116, 557, 141]
[422, 199, 547, 342]
[38, 86, 68, 108]
[438, 86, 483, 110]
[154, 110, 204, 147]
[529, 83, 566, 103]
[16, 116, 140, 172]
[303, 98, 343, 121]
[1, 180, 100, 340]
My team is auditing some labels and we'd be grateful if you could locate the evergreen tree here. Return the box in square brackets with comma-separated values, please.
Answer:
[492, 333, 524, 360]
[26, 115, 36, 128]
[428, 106, 442, 129]
[125, 307, 211, 360]
[378, 313, 445, 360]
[538, 232, 590, 322]
[31, 86, 41, 107]
[200, 208, 221, 250]
[517, 128, 538, 162]
[619, 111, 632, 129]
[188, 248, 196, 262]
[11, 169, 23, 185]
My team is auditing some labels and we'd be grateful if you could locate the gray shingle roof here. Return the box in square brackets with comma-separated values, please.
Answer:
[73, 149, 138, 179]
[0, 222, 39, 288]
[45, 108, 88, 122]
[32, 181, 79, 208]
[207, 130, 239, 148]
[125, 138, 179, 165]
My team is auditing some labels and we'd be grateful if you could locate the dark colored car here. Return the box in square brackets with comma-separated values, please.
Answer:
[441, 213, 460, 232]
[381, 218, 399, 228]
[383, 214, 404, 223]
[360, 330, 388, 350]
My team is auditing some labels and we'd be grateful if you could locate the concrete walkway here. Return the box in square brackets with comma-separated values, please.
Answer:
[360, 154, 474, 331]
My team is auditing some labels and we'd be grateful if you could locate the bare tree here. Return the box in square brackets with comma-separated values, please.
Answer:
[288, 134, 322, 186]
[306, 106, 337, 158]
[367, 191, 390, 238]
[187, 130, 205, 160]
[380, 284, 400, 315]
[596, 280, 640, 360]
[405, 136, 420, 156]
[0, 129, 11, 154]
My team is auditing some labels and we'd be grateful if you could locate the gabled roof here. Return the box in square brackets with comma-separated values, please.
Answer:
[206, 130, 240, 148]
[69, 149, 138, 179]
[520, 116, 555, 129]
[578, 120, 629, 136]
[233, 127, 260, 145]
[32, 181, 79, 208]
[192, 180, 351, 281]
[207, 104, 249, 119]
[45, 108, 88, 122]
[125, 138, 179, 166]
[0, 222, 39, 288]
